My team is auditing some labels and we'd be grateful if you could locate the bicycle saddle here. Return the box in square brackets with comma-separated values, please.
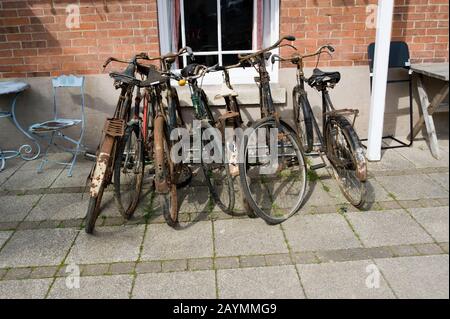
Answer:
[110, 63, 139, 85]
[140, 68, 167, 87]
[181, 63, 204, 77]
[308, 68, 341, 89]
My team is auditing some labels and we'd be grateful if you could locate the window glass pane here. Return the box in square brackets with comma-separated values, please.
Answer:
[222, 54, 240, 66]
[189, 55, 219, 67]
[221, 0, 253, 51]
[184, 0, 218, 52]
[178, 55, 219, 69]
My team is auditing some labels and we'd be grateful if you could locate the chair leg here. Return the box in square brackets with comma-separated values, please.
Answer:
[67, 140, 83, 177]
[0, 148, 5, 172]
[67, 150, 77, 177]
[38, 131, 55, 174]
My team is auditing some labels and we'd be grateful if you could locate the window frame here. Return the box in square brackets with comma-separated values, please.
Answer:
[157, 0, 280, 85]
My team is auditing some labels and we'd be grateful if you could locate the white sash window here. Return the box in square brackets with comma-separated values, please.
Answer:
[157, 0, 280, 84]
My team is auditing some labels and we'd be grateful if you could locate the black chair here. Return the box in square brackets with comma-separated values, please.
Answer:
[364, 41, 414, 149]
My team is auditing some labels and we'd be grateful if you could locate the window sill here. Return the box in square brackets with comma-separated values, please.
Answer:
[175, 84, 286, 107]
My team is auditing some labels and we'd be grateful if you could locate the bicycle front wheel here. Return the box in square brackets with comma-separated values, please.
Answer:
[201, 124, 235, 215]
[85, 187, 105, 234]
[154, 116, 178, 227]
[239, 118, 308, 224]
[114, 125, 145, 220]
[325, 115, 367, 208]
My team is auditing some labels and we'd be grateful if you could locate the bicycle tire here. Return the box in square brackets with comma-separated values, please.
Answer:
[154, 116, 178, 227]
[325, 115, 367, 208]
[293, 87, 314, 153]
[239, 118, 308, 224]
[201, 153, 235, 215]
[85, 185, 105, 234]
[113, 125, 145, 220]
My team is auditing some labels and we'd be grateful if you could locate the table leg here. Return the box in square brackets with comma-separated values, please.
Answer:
[10, 93, 41, 161]
[0, 148, 5, 171]
[409, 76, 449, 159]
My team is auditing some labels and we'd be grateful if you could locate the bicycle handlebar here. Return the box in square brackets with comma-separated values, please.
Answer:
[103, 47, 193, 69]
[271, 44, 335, 65]
[237, 35, 296, 62]
[103, 52, 149, 69]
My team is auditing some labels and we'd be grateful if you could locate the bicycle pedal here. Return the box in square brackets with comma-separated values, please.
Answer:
[310, 163, 327, 170]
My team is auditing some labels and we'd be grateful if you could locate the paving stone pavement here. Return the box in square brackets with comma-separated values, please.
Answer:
[375, 255, 449, 299]
[0, 143, 448, 299]
[297, 260, 396, 299]
[218, 265, 305, 299]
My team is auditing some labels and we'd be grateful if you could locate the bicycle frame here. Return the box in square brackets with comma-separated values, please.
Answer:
[296, 69, 361, 155]
[186, 78, 215, 123]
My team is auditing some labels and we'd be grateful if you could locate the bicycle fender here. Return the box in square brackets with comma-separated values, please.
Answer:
[90, 152, 110, 197]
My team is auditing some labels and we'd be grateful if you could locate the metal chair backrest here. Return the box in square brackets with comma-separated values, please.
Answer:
[368, 41, 411, 73]
[51, 75, 85, 122]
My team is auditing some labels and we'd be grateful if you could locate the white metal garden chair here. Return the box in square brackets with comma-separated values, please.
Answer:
[29, 75, 86, 177]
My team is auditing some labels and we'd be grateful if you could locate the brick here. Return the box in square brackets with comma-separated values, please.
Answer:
[0, 0, 447, 77]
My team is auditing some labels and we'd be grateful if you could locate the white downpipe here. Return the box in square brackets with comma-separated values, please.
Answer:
[367, 0, 394, 161]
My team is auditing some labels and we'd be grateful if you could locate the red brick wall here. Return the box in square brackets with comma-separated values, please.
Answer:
[280, 0, 449, 67]
[0, 0, 159, 78]
[0, 0, 448, 78]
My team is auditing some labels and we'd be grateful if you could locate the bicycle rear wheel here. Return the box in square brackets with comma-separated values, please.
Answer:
[325, 115, 367, 208]
[293, 87, 314, 153]
[239, 118, 308, 224]
[114, 125, 144, 220]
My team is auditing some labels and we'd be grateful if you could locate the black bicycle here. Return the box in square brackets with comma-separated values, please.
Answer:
[237, 36, 308, 224]
[272, 44, 368, 208]
[174, 63, 237, 216]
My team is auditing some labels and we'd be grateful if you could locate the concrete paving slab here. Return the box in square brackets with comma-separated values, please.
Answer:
[409, 206, 449, 243]
[2, 168, 62, 191]
[214, 219, 288, 257]
[376, 255, 449, 299]
[321, 178, 392, 204]
[427, 172, 449, 192]
[0, 160, 23, 185]
[297, 260, 395, 299]
[48, 275, 133, 299]
[346, 210, 434, 247]
[19, 153, 75, 171]
[368, 149, 416, 172]
[396, 141, 449, 169]
[141, 221, 213, 260]
[0, 278, 52, 299]
[303, 181, 339, 207]
[365, 179, 396, 203]
[26, 193, 88, 221]
[283, 214, 361, 252]
[175, 186, 211, 214]
[375, 174, 448, 201]
[218, 265, 304, 299]
[0, 195, 41, 222]
[0, 228, 77, 268]
[132, 270, 216, 299]
[94, 190, 127, 218]
[67, 225, 144, 264]
[0, 231, 12, 247]
[50, 163, 92, 189]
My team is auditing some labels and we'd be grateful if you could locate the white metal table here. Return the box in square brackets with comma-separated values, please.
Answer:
[0, 81, 41, 172]
[409, 63, 449, 159]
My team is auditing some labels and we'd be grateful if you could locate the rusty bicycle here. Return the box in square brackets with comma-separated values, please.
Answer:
[272, 45, 368, 208]
[85, 53, 163, 234]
